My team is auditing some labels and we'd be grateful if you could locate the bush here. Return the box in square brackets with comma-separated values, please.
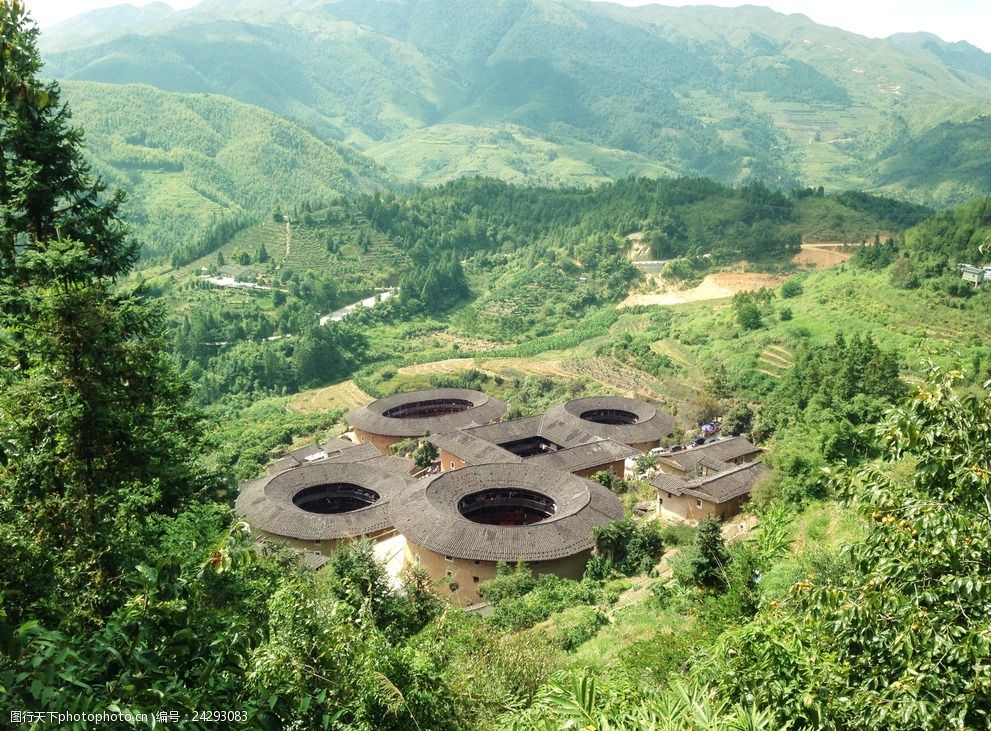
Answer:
[685, 517, 730, 591]
[551, 605, 608, 651]
[659, 521, 697, 547]
[620, 627, 695, 682]
[488, 575, 602, 631]
[478, 562, 537, 605]
[780, 279, 803, 298]
[590, 470, 629, 493]
[721, 402, 754, 437]
[389, 437, 417, 457]
[593, 519, 665, 576]
[736, 303, 763, 330]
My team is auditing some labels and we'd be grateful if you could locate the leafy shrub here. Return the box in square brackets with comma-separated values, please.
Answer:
[551, 605, 608, 651]
[658, 521, 697, 547]
[721, 401, 754, 437]
[780, 279, 803, 298]
[488, 574, 603, 632]
[620, 626, 695, 682]
[590, 470, 629, 493]
[677, 517, 730, 591]
[593, 519, 665, 576]
[478, 562, 538, 605]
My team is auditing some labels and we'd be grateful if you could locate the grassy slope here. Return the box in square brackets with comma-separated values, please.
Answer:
[364, 123, 674, 186]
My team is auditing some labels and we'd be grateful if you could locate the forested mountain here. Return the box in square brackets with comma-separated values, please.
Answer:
[57, 81, 391, 260]
[39, 0, 991, 222]
[888, 32, 991, 81]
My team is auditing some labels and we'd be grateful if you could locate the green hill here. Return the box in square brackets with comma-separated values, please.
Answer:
[154, 176, 932, 406]
[59, 81, 391, 259]
[41, 0, 991, 219]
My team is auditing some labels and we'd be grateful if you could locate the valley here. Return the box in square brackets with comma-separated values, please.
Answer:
[3, 2, 991, 729]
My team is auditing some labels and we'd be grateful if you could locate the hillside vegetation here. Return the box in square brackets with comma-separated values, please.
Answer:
[148, 177, 930, 413]
[5, 5, 991, 726]
[59, 81, 391, 259]
[39, 0, 991, 234]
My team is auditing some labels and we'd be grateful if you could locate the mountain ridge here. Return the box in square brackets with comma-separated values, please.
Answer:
[37, 0, 991, 255]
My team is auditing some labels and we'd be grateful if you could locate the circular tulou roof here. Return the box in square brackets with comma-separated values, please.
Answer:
[346, 388, 507, 438]
[391, 463, 624, 562]
[235, 461, 413, 541]
[546, 396, 675, 445]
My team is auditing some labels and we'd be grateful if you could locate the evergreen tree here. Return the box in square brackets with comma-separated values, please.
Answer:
[0, 1, 212, 623]
[691, 517, 730, 591]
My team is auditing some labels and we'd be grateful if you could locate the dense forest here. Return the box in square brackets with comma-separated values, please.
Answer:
[2, 4, 991, 730]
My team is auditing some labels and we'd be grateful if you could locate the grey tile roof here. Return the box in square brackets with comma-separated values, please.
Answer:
[236, 461, 415, 541]
[321, 436, 358, 454]
[652, 473, 687, 495]
[301, 551, 331, 570]
[346, 388, 507, 438]
[289, 443, 324, 461]
[268, 456, 299, 474]
[658, 437, 762, 473]
[698, 455, 734, 472]
[391, 463, 624, 562]
[528, 439, 640, 473]
[361, 454, 417, 474]
[652, 460, 769, 504]
[428, 413, 641, 475]
[322, 442, 381, 463]
[428, 430, 521, 465]
[545, 396, 675, 445]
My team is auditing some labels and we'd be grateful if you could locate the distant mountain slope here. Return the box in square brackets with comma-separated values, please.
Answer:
[40, 0, 991, 221]
[38, 2, 176, 52]
[60, 81, 390, 259]
[869, 116, 991, 205]
[888, 33, 991, 82]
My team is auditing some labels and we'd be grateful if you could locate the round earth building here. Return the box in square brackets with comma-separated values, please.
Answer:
[391, 463, 624, 605]
[347, 388, 507, 454]
[235, 461, 414, 555]
[545, 396, 675, 452]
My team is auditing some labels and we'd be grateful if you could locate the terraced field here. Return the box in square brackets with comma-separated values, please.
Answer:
[397, 358, 482, 377]
[288, 380, 373, 414]
[757, 344, 796, 379]
[793, 242, 859, 270]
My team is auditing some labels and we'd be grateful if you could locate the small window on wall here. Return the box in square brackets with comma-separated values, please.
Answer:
[446, 570, 453, 578]
[450, 462, 456, 470]
[445, 555, 454, 562]
[695, 498, 703, 508]
[473, 560, 480, 565]
[472, 576, 480, 584]
[415, 554, 421, 564]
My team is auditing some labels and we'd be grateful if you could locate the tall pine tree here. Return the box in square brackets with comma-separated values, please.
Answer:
[0, 0, 215, 624]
